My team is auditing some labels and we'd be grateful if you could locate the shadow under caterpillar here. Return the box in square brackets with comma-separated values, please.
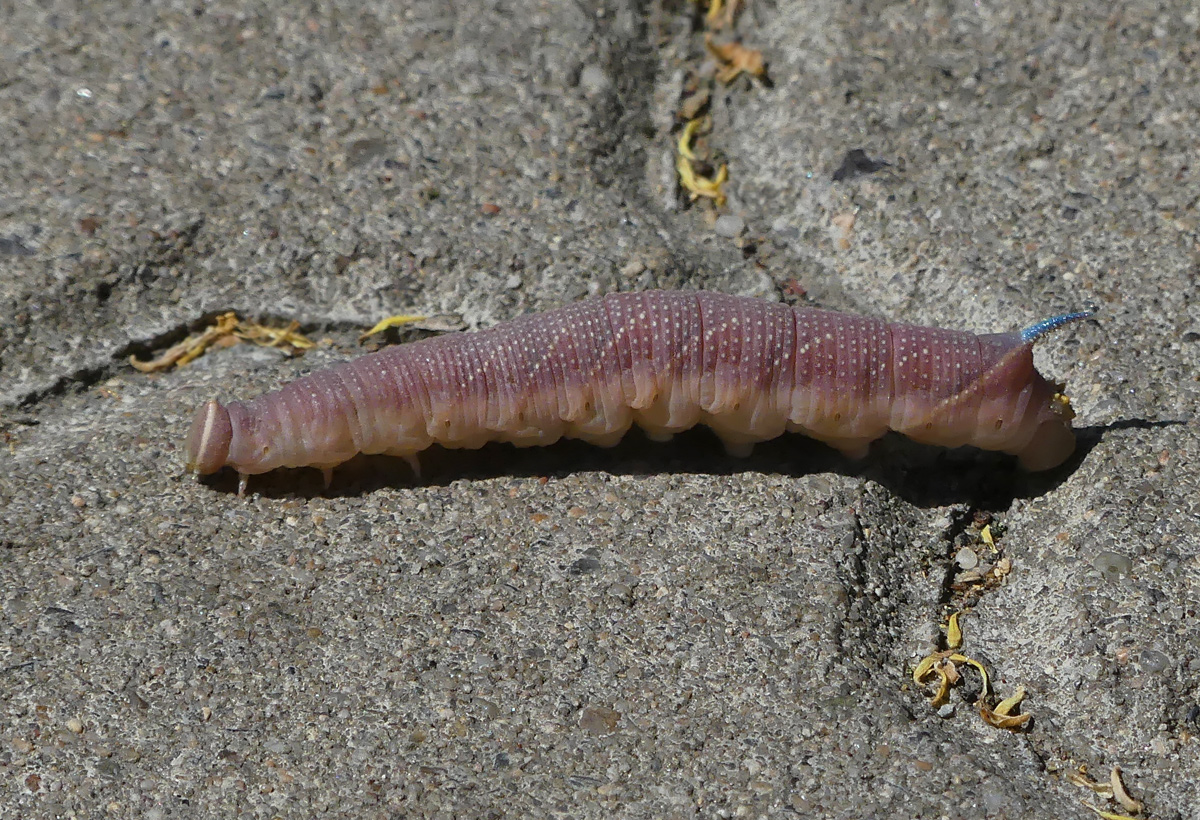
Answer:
[185, 290, 1091, 494]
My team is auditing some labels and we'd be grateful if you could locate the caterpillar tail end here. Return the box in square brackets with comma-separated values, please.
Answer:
[186, 399, 233, 476]
[1014, 391, 1078, 471]
[1020, 309, 1094, 343]
[1015, 420, 1076, 471]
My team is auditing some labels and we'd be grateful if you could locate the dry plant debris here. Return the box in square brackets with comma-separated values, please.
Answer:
[130, 312, 314, 372]
[950, 519, 1013, 593]
[912, 611, 1031, 730]
[676, 118, 728, 206]
[705, 35, 765, 84]
[673, 0, 763, 211]
[692, 0, 742, 29]
[1070, 764, 1147, 819]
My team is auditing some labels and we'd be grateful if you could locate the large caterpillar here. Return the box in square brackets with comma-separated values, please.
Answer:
[186, 290, 1090, 494]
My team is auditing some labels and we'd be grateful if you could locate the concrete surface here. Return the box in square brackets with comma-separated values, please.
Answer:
[2, 0, 1197, 817]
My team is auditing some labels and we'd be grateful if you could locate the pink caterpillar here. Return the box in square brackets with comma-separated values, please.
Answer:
[186, 290, 1090, 493]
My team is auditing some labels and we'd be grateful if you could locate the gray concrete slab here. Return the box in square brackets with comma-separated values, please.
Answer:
[2, 0, 1197, 817]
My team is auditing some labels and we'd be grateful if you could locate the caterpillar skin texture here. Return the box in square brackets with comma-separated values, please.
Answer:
[186, 290, 1085, 492]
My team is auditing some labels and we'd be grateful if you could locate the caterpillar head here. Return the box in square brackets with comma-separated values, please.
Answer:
[186, 399, 232, 475]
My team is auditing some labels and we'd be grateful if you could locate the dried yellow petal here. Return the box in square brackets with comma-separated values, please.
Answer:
[359, 314, 429, 341]
[949, 653, 991, 699]
[913, 654, 940, 684]
[1067, 769, 1113, 797]
[675, 119, 727, 206]
[1110, 765, 1142, 814]
[993, 686, 1026, 717]
[677, 118, 702, 161]
[1081, 802, 1141, 820]
[979, 699, 1031, 730]
[946, 611, 963, 649]
[930, 665, 953, 707]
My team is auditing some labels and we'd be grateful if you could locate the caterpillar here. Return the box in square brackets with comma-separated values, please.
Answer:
[185, 290, 1090, 494]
